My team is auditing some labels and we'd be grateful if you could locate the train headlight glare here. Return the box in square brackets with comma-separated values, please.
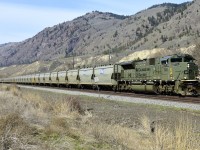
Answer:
[187, 64, 190, 68]
[184, 77, 187, 79]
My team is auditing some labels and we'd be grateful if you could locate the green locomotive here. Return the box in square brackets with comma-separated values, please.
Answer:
[0, 54, 199, 96]
[116, 54, 199, 96]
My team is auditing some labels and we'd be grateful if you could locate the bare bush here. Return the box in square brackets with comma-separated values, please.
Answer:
[149, 116, 200, 150]
[0, 84, 21, 96]
[139, 115, 151, 134]
[53, 97, 83, 116]
[87, 122, 150, 149]
[0, 113, 38, 150]
[9, 84, 21, 96]
[193, 42, 200, 66]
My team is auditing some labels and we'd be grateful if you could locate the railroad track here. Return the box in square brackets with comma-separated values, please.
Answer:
[26, 84, 200, 105]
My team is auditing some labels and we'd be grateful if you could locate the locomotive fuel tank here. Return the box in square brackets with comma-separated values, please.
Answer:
[130, 82, 156, 93]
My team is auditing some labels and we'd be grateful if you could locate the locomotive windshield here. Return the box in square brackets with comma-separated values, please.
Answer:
[184, 57, 194, 62]
[183, 54, 195, 62]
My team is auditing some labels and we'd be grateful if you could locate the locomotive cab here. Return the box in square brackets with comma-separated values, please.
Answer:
[158, 54, 199, 96]
[182, 55, 198, 80]
[169, 54, 199, 96]
[160, 54, 198, 81]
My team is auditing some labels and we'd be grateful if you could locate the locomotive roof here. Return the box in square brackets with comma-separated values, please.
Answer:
[160, 54, 195, 61]
[118, 54, 195, 65]
[118, 61, 133, 66]
[118, 59, 145, 65]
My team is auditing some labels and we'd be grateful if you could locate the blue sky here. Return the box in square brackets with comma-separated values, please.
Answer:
[0, 0, 191, 44]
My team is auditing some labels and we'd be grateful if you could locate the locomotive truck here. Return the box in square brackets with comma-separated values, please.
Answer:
[1, 54, 199, 96]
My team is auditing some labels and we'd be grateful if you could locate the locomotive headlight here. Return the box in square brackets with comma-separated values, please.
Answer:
[184, 77, 187, 79]
[187, 64, 190, 68]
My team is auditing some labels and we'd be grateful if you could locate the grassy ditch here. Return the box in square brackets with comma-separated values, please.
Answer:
[0, 84, 199, 150]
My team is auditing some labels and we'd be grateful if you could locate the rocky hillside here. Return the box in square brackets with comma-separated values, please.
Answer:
[0, 1, 199, 67]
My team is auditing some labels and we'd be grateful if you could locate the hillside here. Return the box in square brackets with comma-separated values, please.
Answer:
[0, 45, 196, 78]
[0, 1, 199, 67]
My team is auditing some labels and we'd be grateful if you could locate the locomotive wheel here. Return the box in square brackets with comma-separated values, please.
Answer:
[112, 86, 117, 92]
[155, 86, 160, 95]
[79, 85, 84, 89]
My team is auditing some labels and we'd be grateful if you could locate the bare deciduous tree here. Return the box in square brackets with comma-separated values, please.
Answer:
[192, 42, 200, 66]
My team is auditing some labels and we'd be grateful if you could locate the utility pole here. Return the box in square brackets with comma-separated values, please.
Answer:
[109, 49, 111, 64]
[72, 50, 75, 69]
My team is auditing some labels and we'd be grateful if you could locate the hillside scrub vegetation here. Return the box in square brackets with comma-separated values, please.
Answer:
[193, 42, 200, 66]
[1, 1, 200, 67]
[0, 84, 199, 149]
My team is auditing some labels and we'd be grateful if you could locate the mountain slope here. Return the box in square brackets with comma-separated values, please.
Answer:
[0, 1, 198, 67]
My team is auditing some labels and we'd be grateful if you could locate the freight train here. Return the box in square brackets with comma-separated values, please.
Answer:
[1, 54, 200, 96]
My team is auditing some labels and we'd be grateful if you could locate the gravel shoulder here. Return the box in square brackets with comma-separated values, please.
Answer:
[19, 85, 200, 111]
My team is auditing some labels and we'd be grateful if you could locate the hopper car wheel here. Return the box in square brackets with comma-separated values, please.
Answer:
[92, 85, 99, 90]
[79, 85, 84, 89]
[92, 85, 95, 90]
[93, 85, 100, 91]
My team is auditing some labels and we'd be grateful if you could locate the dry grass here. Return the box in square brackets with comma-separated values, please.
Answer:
[165, 118, 198, 150]
[0, 84, 199, 149]
[0, 84, 21, 96]
[85, 123, 151, 149]
[0, 85, 84, 149]
[0, 113, 39, 150]
[140, 115, 152, 134]
[140, 115, 200, 150]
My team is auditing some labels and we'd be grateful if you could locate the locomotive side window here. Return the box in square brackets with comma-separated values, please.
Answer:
[122, 64, 134, 70]
[161, 60, 168, 65]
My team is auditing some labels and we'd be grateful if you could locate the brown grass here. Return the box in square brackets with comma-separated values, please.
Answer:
[140, 115, 152, 134]
[0, 113, 39, 150]
[85, 123, 151, 149]
[0, 84, 199, 149]
[146, 115, 200, 150]
[1, 84, 21, 96]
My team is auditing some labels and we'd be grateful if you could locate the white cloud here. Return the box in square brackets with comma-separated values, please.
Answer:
[0, 2, 84, 44]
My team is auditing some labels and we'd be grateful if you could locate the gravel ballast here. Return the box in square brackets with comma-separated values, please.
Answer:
[19, 85, 200, 111]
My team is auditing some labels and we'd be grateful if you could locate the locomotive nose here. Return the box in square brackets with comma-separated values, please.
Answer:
[187, 63, 198, 80]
